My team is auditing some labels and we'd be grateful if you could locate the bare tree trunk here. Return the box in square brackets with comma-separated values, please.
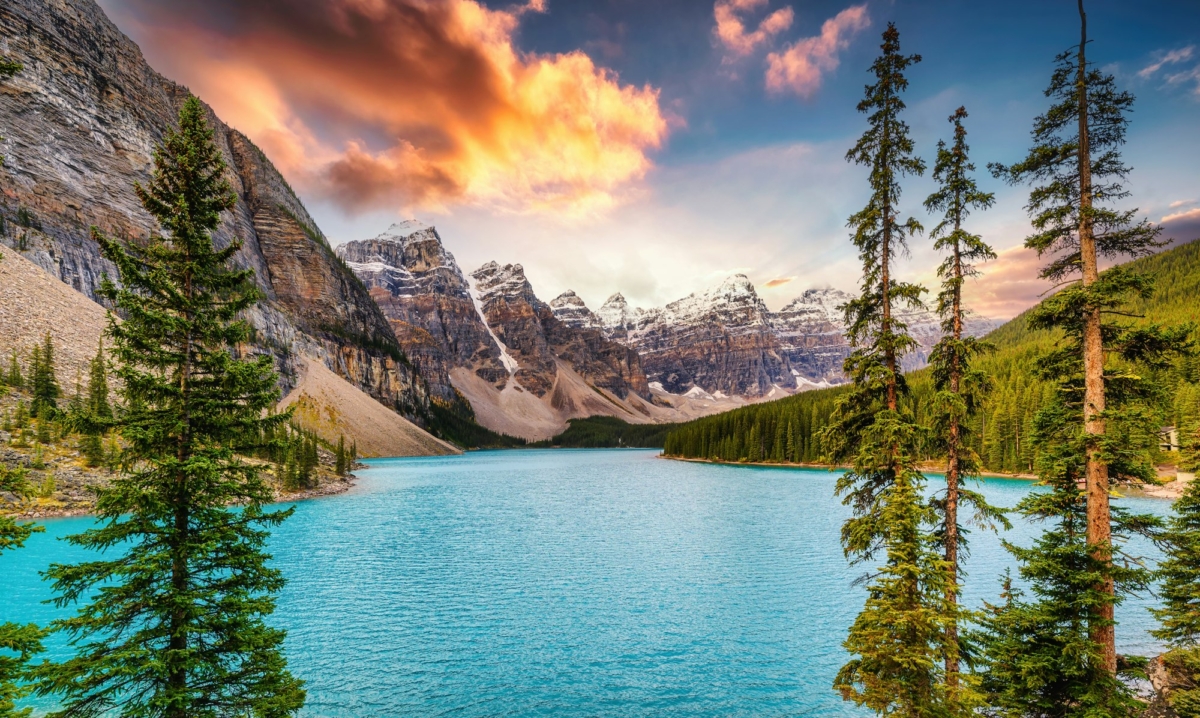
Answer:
[1076, 0, 1116, 675]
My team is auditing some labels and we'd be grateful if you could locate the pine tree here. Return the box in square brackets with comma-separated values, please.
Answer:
[86, 340, 111, 422]
[335, 435, 347, 476]
[821, 23, 954, 715]
[1152, 477, 1200, 717]
[0, 462, 44, 718]
[34, 97, 305, 717]
[5, 352, 22, 390]
[79, 341, 113, 468]
[989, 0, 1174, 672]
[923, 106, 1007, 690]
[30, 333, 60, 419]
[974, 384, 1164, 716]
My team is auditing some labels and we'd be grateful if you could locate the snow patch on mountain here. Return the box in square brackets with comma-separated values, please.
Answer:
[467, 272, 519, 375]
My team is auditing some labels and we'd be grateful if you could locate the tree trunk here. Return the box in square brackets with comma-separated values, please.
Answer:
[945, 202, 963, 686]
[1076, 0, 1116, 675]
[168, 269, 195, 717]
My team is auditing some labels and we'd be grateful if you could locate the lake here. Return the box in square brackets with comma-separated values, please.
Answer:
[2, 449, 1173, 716]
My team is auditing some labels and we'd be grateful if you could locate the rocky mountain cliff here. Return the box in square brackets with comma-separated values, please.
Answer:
[553, 278, 1001, 397]
[0, 0, 428, 419]
[337, 221, 506, 404]
[339, 224, 658, 440]
[471, 262, 648, 400]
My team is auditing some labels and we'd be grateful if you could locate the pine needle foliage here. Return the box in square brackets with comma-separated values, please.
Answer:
[1151, 477, 1200, 717]
[922, 106, 1008, 693]
[29, 333, 61, 420]
[821, 23, 958, 716]
[973, 381, 1164, 716]
[34, 96, 305, 717]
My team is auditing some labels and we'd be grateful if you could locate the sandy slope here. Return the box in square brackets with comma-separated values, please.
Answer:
[450, 360, 759, 441]
[0, 250, 109, 385]
[282, 358, 460, 458]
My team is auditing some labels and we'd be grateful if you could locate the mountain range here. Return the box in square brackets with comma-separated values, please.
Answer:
[0, 0, 998, 446]
[338, 221, 1000, 439]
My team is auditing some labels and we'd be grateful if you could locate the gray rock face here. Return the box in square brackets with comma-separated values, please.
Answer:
[548, 291, 602, 331]
[337, 222, 506, 402]
[552, 280, 1001, 397]
[0, 0, 429, 419]
[470, 261, 649, 400]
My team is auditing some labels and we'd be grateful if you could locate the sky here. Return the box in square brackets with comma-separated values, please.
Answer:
[96, 0, 1200, 319]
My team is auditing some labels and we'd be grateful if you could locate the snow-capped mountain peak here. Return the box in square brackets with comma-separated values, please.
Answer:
[550, 291, 602, 330]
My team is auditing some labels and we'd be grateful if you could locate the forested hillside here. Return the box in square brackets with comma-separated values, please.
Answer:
[663, 238, 1200, 472]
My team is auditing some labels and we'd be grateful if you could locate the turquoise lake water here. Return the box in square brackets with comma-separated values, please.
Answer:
[2, 449, 1173, 716]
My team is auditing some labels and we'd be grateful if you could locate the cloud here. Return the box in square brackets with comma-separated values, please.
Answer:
[102, 0, 669, 215]
[713, 0, 794, 59]
[1170, 199, 1197, 209]
[764, 4, 869, 97]
[1165, 66, 1200, 97]
[764, 276, 794, 287]
[1163, 207, 1200, 245]
[1138, 45, 1195, 78]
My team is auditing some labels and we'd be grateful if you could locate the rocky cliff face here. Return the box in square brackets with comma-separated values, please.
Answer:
[554, 279, 1001, 397]
[559, 277, 796, 396]
[769, 288, 854, 383]
[0, 0, 428, 419]
[469, 262, 648, 400]
[337, 222, 506, 403]
[338, 224, 650, 439]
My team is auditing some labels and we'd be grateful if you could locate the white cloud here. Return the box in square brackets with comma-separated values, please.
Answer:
[1138, 45, 1195, 78]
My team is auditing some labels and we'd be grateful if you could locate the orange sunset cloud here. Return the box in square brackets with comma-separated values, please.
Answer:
[112, 0, 670, 215]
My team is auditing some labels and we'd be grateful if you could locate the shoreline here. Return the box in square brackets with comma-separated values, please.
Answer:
[659, 454, 1194, 500]
[4, 471, 364, 521]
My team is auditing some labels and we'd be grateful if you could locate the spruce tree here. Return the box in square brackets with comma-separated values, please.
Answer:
[821, 23, 955, 715]
[1, 463, 43, 718]
[79, 341, 113, 467]
[5, 352, 22, 391]
[86, 340, 111, 422]
[974, 370, 1168, 715]
[30, 333, 60, 419]
[34, 97, 305, 717]
[335, 435, 347, 476]
[922, 106, 1007, 690]
[989, 0, 1173, 672]
[1151, 476, 1200, 716]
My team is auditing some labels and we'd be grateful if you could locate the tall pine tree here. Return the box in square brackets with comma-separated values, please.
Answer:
[922, 106, 1006, 691]
[34, 97, 305, 717]
[822, 23, 955, 716]
[989, 0, 1174, 672]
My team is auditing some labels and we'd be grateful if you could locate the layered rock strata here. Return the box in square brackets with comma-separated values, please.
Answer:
[0, 0, 428, 420]
[336, 222, 506, 404]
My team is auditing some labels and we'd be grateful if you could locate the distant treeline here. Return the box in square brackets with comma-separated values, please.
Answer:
[663, 237, 1200, 472]
[530, 416, 680, 449]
